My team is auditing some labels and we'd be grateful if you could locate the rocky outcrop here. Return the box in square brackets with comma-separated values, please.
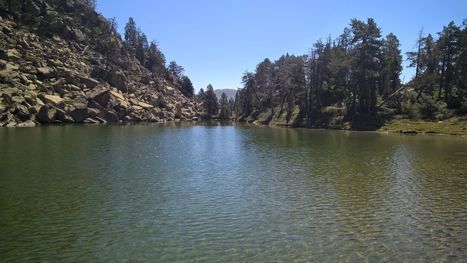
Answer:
[0, 0, 200, 127]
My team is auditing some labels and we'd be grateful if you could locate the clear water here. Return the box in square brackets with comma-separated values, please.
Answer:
[0, 123, 466, 262]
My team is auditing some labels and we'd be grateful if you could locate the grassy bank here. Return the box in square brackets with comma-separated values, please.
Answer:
[378, 117, 467, 135]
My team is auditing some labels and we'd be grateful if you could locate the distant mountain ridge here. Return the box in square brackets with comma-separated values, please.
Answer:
[214, 89, 237, 100]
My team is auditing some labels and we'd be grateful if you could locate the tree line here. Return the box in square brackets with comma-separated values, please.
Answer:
[196, 85, 235, 119]
[234, 18, 466, 129]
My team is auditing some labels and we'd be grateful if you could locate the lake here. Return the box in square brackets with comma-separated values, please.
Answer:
[0, 123, 466, 262]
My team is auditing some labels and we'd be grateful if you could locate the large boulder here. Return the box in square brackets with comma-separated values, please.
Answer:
[87, 107, 101, 118]
[109, 70, 127, 92]
[86, 89, 110, 107]
[130, 98, 153, 109]
[109, 90, 130, 114]
[0, 63, 20, 82]
[1, 87, 21, 98]
[54, 108, 73, 123]
[165, 86, 175, 95]
[78, 76, 99, 89]
[43, 94, 63, 107]
[69, 103, 88, 123]
[104, 110, 119, 122]
[16, 120, 36, 128]
[36, 104, 56, 123]
[5, 49, 21, 61]
[15, 104, 31, 121]
[37, 67, 55, 78]
[11, 96, 25, 104]
[110, 90, 125, 101]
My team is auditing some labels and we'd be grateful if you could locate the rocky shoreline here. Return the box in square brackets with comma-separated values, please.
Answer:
[0, 85, 199, 128]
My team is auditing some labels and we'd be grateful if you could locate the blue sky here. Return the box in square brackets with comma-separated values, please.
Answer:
[97, 0, 466, 92]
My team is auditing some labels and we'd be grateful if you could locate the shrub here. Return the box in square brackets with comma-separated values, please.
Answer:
[400, 100, 419, 119]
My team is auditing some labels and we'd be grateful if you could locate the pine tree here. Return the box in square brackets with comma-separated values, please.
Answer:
[255, 59, 274, 105]
[204, 84, 219, 118]
[219, 93, 230, 119]
[180, 76, 194, 97]
[456, 20, 467, 108]
[145, 41, 166, 74]
[124, 17, 138, 51]
[306, 39, 332, 122]
[380, 33, 403, 98]
[228, 98, 236, 117]
[328, 28, 352, 106]
[135, 30, 148, 65]
[350, 18, 383, 117]
[437, 22, 461, 107]
[168, 61, 184, 78]
[239, 72, 255, 115]
[198, 88, 206, 102]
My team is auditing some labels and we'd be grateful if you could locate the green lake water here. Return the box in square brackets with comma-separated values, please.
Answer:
[0, 123, 466, 262]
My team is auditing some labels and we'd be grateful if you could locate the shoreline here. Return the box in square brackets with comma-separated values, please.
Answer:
[377, 117, 467, 136]
[4, 117, 466, 137]
[241, 117, 467, 136]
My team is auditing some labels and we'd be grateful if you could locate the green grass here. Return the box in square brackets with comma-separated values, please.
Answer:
[379, 117, 467, 135]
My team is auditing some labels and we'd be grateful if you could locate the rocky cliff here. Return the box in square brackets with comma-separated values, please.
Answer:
[0, 0, 199, 127]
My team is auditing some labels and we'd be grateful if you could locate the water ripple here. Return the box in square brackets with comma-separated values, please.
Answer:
[0, 124, 466, 262]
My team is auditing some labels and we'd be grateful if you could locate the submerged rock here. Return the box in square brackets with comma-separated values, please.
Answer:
[401, 130, 418, 135]
[16, 120, 36, 127]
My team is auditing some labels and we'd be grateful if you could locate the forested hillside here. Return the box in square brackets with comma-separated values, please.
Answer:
[234, 18, 467, 130]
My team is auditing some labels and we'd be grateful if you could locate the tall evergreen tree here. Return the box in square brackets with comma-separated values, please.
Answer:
[204, 84, 219, 118]
[124, 17, 138, 50]
[145, 41, 166, 74]
[349, 18, 383, 117]
[219, 93, 230, 119]
[197, 88, 206, 104]
[306, 39, 332, 122]
[328, 28, 352, 105]
[124, 17, 138, 54]
[456, 20, 467, 108]
[380, 33, 403, 98]
[437, 21, 461, 107]
[135, 30, 148, 65]
[239, 72, 256, 114]
[228, 98, 236, 117]
[180, 76, 194, 97]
